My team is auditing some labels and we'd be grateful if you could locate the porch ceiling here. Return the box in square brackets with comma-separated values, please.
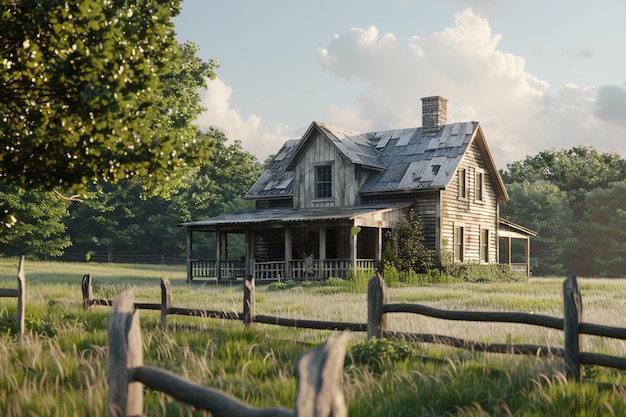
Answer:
[178, 203, 411, 230]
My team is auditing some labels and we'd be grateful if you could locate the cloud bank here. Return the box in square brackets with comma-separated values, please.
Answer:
[195, 8, 626, 168]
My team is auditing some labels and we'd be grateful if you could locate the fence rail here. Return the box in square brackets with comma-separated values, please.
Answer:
[107, 289, 349, 417]
[84, 272, 626, 382]
[0, 256, 25, 336]
[368, 273, 626, 380]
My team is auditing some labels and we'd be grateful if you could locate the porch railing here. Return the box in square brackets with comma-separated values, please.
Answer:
[190, 258, 377, 281]
[510, 263, 530, 277]
[190, 259, 245, 280]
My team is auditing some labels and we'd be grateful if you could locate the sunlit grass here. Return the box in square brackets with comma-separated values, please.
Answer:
[1, 259, 626, 416]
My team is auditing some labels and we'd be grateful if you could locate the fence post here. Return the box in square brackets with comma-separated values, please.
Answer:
[563, 275, 582, 380]
[243, 274, 255, 326]
[108, 290, 144, 417]
[81, 274, 93, 310]
[160, 277, 172, 330]
[295, 330, 350, 417]
[16, 255, 25, 337]
[367, 272, 387, 339]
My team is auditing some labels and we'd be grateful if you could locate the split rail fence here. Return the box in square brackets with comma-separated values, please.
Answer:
[83, 273, 626, 382]
[0, 256, 25, 336]
[107, 289, 349, 417]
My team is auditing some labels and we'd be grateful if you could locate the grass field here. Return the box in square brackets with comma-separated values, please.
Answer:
[1, 258, 625, 416]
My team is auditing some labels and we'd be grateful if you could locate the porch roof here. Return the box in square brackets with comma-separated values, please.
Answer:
[178, 203, 411, 230]
[498, 218, 537, 238]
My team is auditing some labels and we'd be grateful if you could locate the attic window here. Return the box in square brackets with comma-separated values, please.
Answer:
[315, 164, 332, 199]
[431, 165, 441, 175]
[458, 168, 467, 199]
[475, 170, 484, 202]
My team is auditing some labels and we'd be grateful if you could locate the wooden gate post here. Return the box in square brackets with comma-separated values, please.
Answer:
[160, 277, 172, 330]
[367, 272, 387, 339]
[563, 275, 582, 380]
[81, 274, 93, 310]
[243, 274, 255, 326]
[108, 290, 144, 417]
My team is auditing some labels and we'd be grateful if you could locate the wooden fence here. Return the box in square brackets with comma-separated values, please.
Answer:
[107, 289, 349, 417]
[0, 256, 25, 336]
[368, 273, 626, 380]
[86, 272, 626, 382]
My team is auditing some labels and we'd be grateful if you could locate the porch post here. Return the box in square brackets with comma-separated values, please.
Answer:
[525, 237, 531, 277]
[216, 230, 222, 281]
[284, 227, 292, 280]
[319, 226, 326, 279]
[376, 227, 382, 265]
[350, 228, 357, 273]
[186, 228, 192, 283]
[245, 229, 255, 280]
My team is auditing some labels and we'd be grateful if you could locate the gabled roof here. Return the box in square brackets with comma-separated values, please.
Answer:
[245, 120, 509, 203]
[360, 122, 476, 193]
[244, 139, 297, 200]
[286, 121, 385, 171]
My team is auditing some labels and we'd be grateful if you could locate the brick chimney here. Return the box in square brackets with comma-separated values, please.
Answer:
[421, 96, 448, 134]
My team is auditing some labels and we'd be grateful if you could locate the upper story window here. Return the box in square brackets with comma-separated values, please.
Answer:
[315, 164, 332, 199]
[458, 168, 467, 199]
[475, 170, 484, 202]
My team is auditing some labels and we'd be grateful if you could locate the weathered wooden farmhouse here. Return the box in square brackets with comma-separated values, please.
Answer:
[179, 96, 535, 282]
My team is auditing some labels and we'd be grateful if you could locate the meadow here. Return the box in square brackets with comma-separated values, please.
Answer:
[0, 258, 625, 416]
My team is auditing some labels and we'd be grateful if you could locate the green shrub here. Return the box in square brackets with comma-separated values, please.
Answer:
[266, 280, 301, 292]
[442, 260, 527, 283]
[345, 337, 421, 374]
[381, 261, 452, 286]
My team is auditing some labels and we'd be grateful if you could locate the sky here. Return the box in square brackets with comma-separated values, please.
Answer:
[173, 0, 626, 169]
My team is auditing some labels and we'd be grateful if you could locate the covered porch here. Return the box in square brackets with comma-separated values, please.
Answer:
[178, 204, 411, 283]
[498, 218, 537, 277]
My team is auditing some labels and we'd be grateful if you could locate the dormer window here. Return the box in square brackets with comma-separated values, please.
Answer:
[315, 164, 332, 199]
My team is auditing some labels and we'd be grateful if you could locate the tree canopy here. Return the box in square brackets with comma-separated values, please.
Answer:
[501, 146, 626, 276]
[1, 0, 216, 192]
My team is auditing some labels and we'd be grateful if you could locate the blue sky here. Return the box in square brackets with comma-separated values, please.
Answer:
[174, 0, 626, 168]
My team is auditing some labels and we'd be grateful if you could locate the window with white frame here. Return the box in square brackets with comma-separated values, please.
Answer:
[315, 164, 332, 199]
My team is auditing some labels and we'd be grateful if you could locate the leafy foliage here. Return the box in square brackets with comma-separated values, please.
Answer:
[345, 337, 421, 374]
[580, 180, 626, 277]
[1, 0, 216, 192]
[501, 146, 626, 276]
[64, 130, 263, 260]
[385, 210, 433, 274]
[500, 181, 573, 276]
[0, 184, 71, 256]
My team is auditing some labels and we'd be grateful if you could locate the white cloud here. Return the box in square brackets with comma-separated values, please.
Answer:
[317, 8, 626, 167]
[194, 8, 626, 168]
[196, 78, 294, 162]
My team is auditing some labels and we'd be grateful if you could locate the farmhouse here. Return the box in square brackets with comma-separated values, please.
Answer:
[179, 96, 535, 282]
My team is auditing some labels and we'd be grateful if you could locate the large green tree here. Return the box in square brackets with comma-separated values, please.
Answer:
[501, 146, 626, 276]
[0, 184, 71, 257]
[580, 180, 626, 277]
[65, 129, 264, 261]
[1, 0, 215, 192]
[500, 181, 573, 276]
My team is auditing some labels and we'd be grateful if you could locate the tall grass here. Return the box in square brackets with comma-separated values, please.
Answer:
[1, 259, 625, 416]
